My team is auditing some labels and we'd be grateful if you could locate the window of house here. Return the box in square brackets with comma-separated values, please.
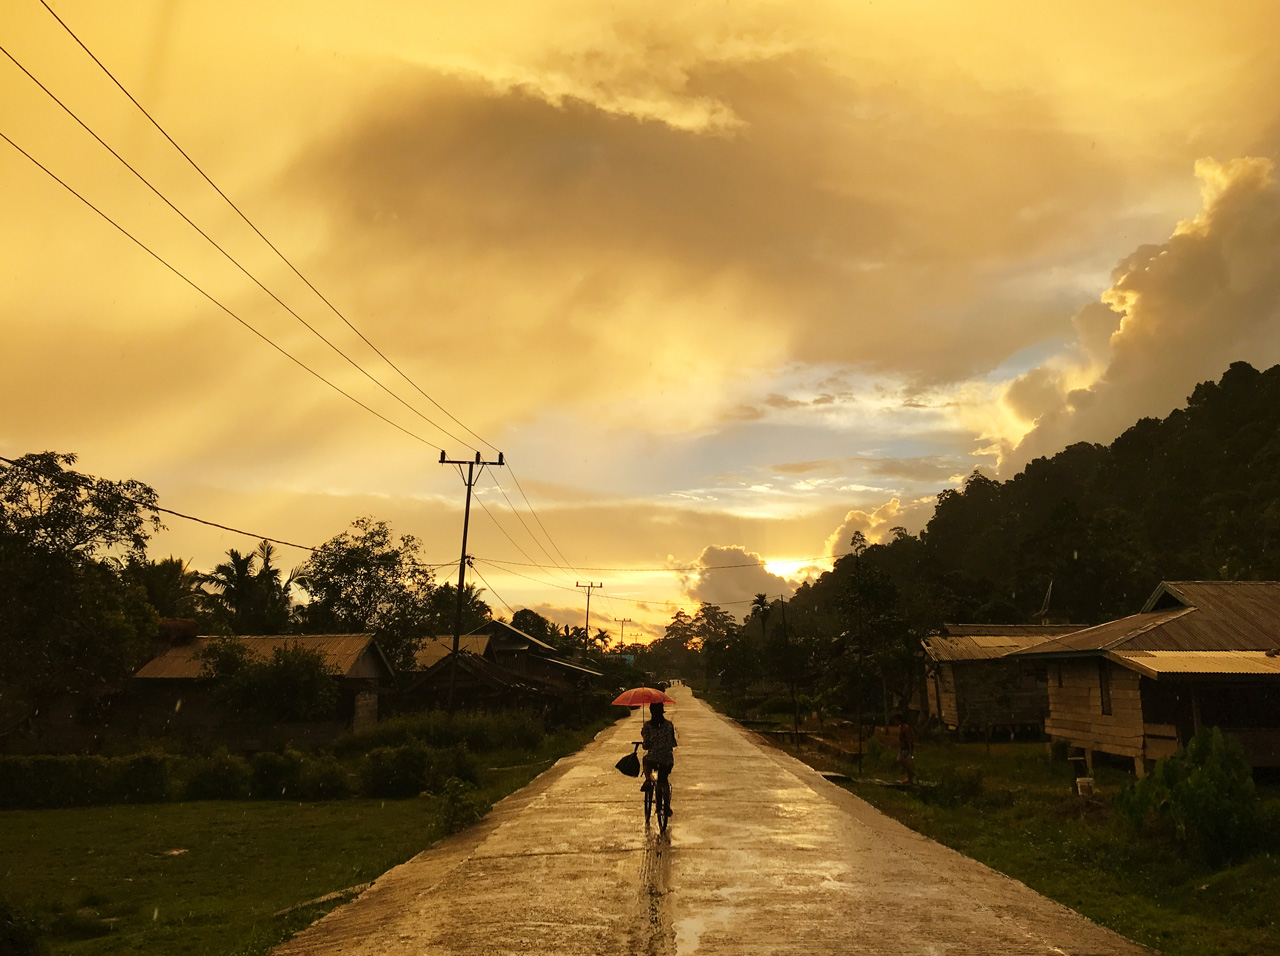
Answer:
[1098, 659, 1112, 716]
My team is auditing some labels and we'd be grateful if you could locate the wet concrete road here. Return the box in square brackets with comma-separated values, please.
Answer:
[274, 687, 1152, 955]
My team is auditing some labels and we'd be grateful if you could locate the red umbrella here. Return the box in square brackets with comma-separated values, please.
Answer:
[611, 686, 675, 707]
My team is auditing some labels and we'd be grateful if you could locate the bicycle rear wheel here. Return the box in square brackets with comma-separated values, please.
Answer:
[656, 781, 670, 833]
[644, 783, 653, 825]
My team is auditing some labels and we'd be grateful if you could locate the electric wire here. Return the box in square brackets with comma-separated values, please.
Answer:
[32, 0, 593, 580]
[471, 554, 845, 573]
[0, 455, 455, 570]
[474, 495, 570, 581]
[27, 3, 586, 575]
[0, 129, 448, 453]
[0, 42, 473, 452]
[504, 464, 582, 575]
[469, 563, 516, 617]
[35, 0, 494, 455]
[481, 474, 575, 581]
[475, 558, 760, 608]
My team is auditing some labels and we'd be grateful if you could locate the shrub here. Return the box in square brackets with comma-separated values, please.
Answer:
[441, 778, 491, 833]
[120, 751, 172, 803]
[1116, 727, 1258, 864]
[182, 749, 252, 800]
[295, 754, 352, 800]
[200, 637, 339, 723]
[362, 743, 432, 798]
[250, 750, 306, 799]
[360, 743, 477, 798]
[0, 755, 120, 809]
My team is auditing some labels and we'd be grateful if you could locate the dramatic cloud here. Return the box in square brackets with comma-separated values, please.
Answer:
[824, 499, 904, 556]
[677, 545, 796, 609]
[1002, 157, 1280, 468]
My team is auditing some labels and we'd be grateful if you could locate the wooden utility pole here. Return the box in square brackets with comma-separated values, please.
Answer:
[577, 581, 603, 645]
[614, 617, 633, 646]
[440, 450, 504, 710]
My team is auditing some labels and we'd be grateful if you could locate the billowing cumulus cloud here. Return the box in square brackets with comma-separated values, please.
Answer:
[677, 545, 795, 609]
[824, 499, 903, 556]
[1002, 157, 1280, 469]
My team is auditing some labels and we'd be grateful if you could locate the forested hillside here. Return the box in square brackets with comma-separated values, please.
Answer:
[860, 360, 1280, 627]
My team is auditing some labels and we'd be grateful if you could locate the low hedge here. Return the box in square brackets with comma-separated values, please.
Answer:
[0, 752, 175, 809]
[0, 749, 357, 809]
[334, 710, 545, 757]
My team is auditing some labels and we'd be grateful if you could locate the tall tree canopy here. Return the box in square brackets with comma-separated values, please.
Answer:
[0, 453, 160, 713]
[295, 517, 448, 670]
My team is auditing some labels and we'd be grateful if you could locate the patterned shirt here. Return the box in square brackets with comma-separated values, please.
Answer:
[641, 718, 678, 764]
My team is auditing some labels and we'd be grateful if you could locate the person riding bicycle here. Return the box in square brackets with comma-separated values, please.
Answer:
[640, 701, 677, 815]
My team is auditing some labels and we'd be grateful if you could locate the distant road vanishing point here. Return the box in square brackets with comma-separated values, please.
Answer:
[273, 686, 1153, 955]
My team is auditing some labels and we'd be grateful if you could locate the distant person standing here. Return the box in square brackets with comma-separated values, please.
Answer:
[897, 715, 915, 785]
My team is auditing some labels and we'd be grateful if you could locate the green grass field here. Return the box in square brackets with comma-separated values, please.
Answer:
[0, 725, 605, 956]
[791, 735, 1280, 956]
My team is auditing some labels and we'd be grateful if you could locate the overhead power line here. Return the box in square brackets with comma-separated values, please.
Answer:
[34, 0, 494, 455]
[475, 554, 846, 573]
[0, 455, 457, 571]
[28, 3, 588, 578]
[469, 563, 516, 617]
[0, 129, 449, 453]
[0, 41, 472, 451]
[473, 559, 761, 609]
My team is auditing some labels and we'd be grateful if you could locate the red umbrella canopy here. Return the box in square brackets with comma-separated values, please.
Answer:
[611, 686, 675, 707]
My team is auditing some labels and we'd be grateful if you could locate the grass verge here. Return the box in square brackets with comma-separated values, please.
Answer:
[776, 735, 1280, 956]
[0, 721, 611, 956]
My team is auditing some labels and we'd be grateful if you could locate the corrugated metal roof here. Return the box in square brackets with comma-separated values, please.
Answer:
[136, 634, 385, 680]
[414, 636, 491, 670]
[944, 624, 1085, 638]
[1014, 580, 1280, 657]
[1114, 650, 1280, 678]
[925, 624, 1087, 661]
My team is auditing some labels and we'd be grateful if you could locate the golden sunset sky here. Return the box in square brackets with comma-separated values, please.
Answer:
[4, 1, 1280, 638]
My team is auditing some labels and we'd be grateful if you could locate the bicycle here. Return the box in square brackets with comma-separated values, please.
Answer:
[633, 741, 671, 832]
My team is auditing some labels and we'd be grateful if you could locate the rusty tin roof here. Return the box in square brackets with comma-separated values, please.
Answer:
[1013, 581, 1280, 659]
[925, 624, 1088, 662]
[414, 635, 492, 670]
[1113, 650, 1280, 678]
[135, 634, 391, 680]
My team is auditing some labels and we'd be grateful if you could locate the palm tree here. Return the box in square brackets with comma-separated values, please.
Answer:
[204, 548, 258, 634]
[125, 555, 208, 618]
[252, 541, 299, 633]
[750, 593, 773, 637]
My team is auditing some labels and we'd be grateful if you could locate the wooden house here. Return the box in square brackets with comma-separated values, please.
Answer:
[408, 622, 602, 705]
[134, 633, 394, 734]
[1011, 581, 1280, 773]
[924, 624, 1087, 733]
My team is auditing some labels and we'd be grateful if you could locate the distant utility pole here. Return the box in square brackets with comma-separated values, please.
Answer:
[577, 581, 603, 644]
[440, 450, 504, 710]
[615, 617, 634, 646]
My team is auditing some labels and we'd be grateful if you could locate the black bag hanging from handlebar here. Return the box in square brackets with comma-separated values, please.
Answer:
[615, 750, 641, 777]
